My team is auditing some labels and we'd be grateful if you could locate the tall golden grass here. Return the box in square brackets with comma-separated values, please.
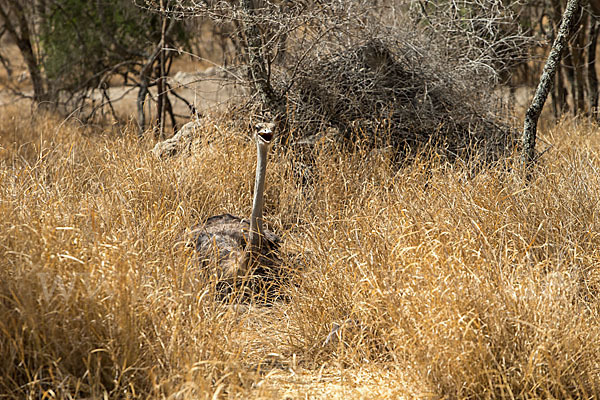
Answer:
[1, 105, 599, 399]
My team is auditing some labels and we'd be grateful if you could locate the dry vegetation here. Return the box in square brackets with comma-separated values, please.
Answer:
[1, 104, 600, 399]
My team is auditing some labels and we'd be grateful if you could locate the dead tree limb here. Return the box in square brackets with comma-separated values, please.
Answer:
[522, 0, 581, 169]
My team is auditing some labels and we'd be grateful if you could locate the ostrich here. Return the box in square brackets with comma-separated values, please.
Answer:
[191, 122, 282, 295]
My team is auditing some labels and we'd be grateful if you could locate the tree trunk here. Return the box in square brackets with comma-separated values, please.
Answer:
[547, 7, 566, 117]
[551, 0, 572, 114]
[522, 0, 581, 169]
[556, 59, 568, 115]
[156, 64, 165, 140]
[587, 18, 599, 115]
[137, 18, 176, 136]
[156, 0, 168, 140]
[0, 0, 47, 103]
[562, 48, 576, 112]
[0, 27, 13, 77]
[572, 10, 587, 113]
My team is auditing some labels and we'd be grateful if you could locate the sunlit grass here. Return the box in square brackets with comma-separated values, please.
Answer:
[1, 105, 600, 398]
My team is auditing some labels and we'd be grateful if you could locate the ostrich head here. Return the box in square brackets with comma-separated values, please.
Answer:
[254, 122, 276, 144]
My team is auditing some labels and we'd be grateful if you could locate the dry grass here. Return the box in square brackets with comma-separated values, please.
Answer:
[1, 105, 600, 399]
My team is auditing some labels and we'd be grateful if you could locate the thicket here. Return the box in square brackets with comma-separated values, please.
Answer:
[150, 0, 538, 161]
[2, 1, 599, 143]
[0, 0, 192, 130]
[39, 0, 183, 89]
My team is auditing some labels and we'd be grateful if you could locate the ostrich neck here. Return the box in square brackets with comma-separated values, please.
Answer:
[248, 140, 269, 251]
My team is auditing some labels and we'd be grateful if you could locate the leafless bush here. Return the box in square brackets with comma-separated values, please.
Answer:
[409, 0, 536, 82]
[278, 35, 514, 161]
[149, 0, 532, 160]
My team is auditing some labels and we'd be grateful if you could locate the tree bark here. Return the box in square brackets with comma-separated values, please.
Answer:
[137, 80, 149, 136]
[551, 0, 571, 114]
[572, 10, 587, 113]
[0, 26, 13, 77]
[137, 18, 176, 136]
[521, 0, 581, 169]
[587, 18, 599, 115]
[156, 0, 168, 140]
[0, 0, 47, 103]
[554, 58, 567, 115]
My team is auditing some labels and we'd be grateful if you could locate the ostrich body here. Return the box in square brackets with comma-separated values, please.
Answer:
[191, 123, 281, 289]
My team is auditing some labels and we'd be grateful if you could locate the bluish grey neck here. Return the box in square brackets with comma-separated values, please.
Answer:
[248, 140, 269, 251]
